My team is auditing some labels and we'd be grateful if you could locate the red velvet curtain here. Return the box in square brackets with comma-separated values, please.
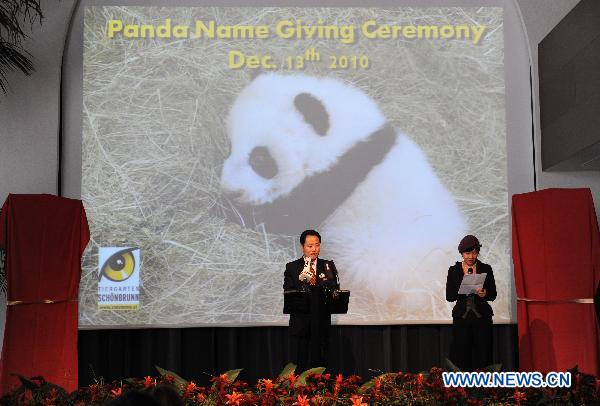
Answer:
[512, 188, 600, 375]
[0, 194, 89, 394]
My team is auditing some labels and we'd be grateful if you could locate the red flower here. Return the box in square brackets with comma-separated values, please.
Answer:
[213, 373, 231, 395]
[18, 389, 33, 403]
[87, 383, 99, 402]
[42, 388, 59, 405]
[143, 375, 155, 388]
[512, 389, 527, 405]
[293, 394, 310, 406]
[372, 377, 382, 398]
[261, 378, 275, 393]
[225, 391, 244, 405]
[183, 381, 197, 398]
[350, 395, 367, 406]
[14, 368, 600, 406]
[110, 387, 123, 398]
[333, 373, 343, 397]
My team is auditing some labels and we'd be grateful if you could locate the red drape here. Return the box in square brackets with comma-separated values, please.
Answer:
[0, 194, 89, 394]
[512, 188, 600, 375]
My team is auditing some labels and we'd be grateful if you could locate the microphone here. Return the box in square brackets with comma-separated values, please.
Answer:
[325, 262, 334, 279]
[325, 262, 340, 298]
[327, 262, 338, 284]
[466, 267, 474, 297]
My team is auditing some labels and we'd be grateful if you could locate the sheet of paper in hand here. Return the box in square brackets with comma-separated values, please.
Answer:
[458, 273, 487, 295]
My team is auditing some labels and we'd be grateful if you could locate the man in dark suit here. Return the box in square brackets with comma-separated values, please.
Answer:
[283, 229, 339, 371]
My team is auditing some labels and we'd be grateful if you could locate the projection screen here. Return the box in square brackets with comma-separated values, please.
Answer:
[79, 5, 508, 327]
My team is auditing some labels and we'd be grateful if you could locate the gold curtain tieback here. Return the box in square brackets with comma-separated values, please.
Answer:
[7, 298, 78, 306]
[517, 297, 594, 304]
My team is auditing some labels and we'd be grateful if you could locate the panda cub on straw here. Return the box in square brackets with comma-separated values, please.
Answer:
[220, 73, 466, 319]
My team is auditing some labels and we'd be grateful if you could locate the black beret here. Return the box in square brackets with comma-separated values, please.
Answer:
[458, 235, 481, 253]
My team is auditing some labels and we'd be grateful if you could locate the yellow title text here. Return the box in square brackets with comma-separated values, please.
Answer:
[105, 19, 487, 45]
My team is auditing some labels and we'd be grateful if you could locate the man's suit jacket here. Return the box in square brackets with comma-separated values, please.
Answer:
[284, 257, 339, 336]
[283, 257, 339, 292]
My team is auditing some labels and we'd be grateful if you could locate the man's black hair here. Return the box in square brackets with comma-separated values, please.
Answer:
[300, 229, 321, 245]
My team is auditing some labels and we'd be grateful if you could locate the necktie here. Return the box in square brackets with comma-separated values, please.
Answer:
[309, 261, 316, 286]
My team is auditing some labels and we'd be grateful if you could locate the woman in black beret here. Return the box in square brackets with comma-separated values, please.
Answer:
[446, 235, 497, 371]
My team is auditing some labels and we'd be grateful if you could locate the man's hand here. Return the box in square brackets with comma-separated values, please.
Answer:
[299, 270, 312, 282]
[476, 288, 487, 298]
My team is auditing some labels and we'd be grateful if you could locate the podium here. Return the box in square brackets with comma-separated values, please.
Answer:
[283, 290, 350, 314]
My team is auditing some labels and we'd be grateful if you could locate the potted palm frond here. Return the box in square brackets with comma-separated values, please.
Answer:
[0, 0, 43, 94]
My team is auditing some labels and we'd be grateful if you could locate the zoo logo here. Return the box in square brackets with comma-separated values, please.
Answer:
[100, 248, 138, 282]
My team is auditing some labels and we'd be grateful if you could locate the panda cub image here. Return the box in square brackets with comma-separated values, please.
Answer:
[220, 73, 466, 320]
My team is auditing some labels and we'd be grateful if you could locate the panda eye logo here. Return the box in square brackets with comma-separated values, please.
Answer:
[249, 146, 278, 179]
[100, 248, 137, 282]
[294, 92, 330, 136]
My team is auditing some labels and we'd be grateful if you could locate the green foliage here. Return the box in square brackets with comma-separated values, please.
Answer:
[0, 375, 68, 405]
[442, 357, 462, 372]
[155, 365, 189, 388]
[296, 367, 326, 386]
[277, 362, 297, 380]
[358, 372, 395, 393]
[224, 368, 243, 384]
[1, 365, 598, 405]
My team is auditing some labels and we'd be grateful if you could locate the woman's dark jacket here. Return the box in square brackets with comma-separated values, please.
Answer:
[446, 260, 497, 319]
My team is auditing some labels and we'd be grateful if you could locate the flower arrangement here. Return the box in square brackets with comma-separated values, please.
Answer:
[0, 365, 597, 405]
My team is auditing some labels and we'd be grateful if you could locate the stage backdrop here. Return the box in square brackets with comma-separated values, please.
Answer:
[79, 6, 509, 327]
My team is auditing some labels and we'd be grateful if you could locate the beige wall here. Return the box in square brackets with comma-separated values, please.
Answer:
[516, 0, 600, 199]
[0, 1, 77, 199]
